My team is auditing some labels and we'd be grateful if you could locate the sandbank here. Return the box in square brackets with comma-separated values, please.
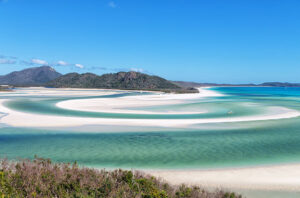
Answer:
[146, 163, 300, 191]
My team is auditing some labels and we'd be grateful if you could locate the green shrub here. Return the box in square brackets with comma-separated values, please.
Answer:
[0, 158, 243, 198]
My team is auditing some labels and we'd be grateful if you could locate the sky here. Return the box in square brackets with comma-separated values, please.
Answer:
[0, 0, 300, 83]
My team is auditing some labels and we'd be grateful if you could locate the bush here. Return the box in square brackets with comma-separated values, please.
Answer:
[0, 157, 243, 198]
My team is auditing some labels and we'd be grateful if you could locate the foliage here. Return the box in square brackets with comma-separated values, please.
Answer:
[0, 157, 242, 198]
[46, 71, 198, 93]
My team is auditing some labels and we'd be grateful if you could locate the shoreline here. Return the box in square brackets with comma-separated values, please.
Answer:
[1, 87, 300, 194]
[1, 101, 299, 128]
[144, 163, 300, 191]
[55, 87, 217, 114]
[0, 87, 299, 128]
[83, 162, 300, 193]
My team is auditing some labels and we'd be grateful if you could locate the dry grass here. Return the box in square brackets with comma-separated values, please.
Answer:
[0, 157, 242, 198]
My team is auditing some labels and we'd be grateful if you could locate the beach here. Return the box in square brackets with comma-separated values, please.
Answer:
[0, 87, 299, 128]
[1, 87, 300, 197]
[147, 163, 300, 191]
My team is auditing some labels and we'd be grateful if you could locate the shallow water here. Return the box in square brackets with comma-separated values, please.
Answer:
[235, 189, 300, 198]
[1, 87, 300, 169]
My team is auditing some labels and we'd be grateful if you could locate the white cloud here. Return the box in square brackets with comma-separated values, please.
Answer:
[57, 60, 68, 66]
[75, 63, 84, 69]
[31, 59, 48, 65]
[108, 1, 116, 8]
[130, 68, 144, 73]
[0, 54, 17, 59]
[21, 60, 34, 66]
[0, 59, 16, 64]
[87, 66, 108, 71]
[9, 56, 17, 59]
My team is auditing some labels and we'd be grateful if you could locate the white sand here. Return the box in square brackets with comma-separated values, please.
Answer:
[146, 163, 300, 191]
[0, 100, 299, 128]
[55, 90, 209, 114]
[0, 87, 121, 97]
[2, 88, 300, 192]
[0, 87, 299, 128]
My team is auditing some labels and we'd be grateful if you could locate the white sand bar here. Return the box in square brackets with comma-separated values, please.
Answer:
[0, 98, 299, 128]
[0, 88, 300, 128]
[146, 163, 300, 191]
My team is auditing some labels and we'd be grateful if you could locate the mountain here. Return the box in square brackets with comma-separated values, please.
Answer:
[3, 66, 299, 91]
[174, 81, 300, 87]
[47, 71, 198, 93]
[259, 82, 300, 87]
[173, 81, 256, 88]
[0, 66, 62, 86]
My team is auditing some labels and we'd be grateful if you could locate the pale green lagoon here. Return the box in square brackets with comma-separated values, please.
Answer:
[1, 87, 300, 169]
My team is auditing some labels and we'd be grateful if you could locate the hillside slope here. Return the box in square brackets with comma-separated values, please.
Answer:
[47, 71, 198, 92]
[0, 66, 62, 86]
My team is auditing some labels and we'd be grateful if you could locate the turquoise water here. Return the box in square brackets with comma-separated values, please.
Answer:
[4, 98, 263, 119]
[1, 87, 300, 169]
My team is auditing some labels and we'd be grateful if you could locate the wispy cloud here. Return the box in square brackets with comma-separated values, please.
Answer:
[87, 66, 108, 71]
[112, 67, 128, 72]
[21, 60, 34, 66]
[108, 1, 117, 8]
[20, 58, 85, 70]
[0, 54, 17, 64]
[1, 53, 140, 74]
[56, 61, 86, 69]
[0, 59, 16, 64]
[75, 63, 84, 69]
[8, 56, 17, 59]
[130, 68, 144, 73]
[31, 59, 48, 65]
[56, 60, 69, 66]
[0, 54, 17, 59]
[112, 67, 146, 73]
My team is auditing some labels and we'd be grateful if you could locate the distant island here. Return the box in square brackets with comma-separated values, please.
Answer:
[173, 81, 300, 88]
[0, 66, 300, 93]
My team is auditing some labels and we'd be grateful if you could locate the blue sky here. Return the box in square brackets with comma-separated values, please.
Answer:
[0, 0, 299, 83]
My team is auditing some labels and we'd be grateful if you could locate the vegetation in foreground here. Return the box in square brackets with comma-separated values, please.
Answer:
[0, 157, 242, 198]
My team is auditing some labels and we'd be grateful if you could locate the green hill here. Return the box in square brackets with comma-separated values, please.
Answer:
[47, 71, 198, 93]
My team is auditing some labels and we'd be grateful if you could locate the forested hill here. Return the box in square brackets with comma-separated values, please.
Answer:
[46, 71, 198, 93]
